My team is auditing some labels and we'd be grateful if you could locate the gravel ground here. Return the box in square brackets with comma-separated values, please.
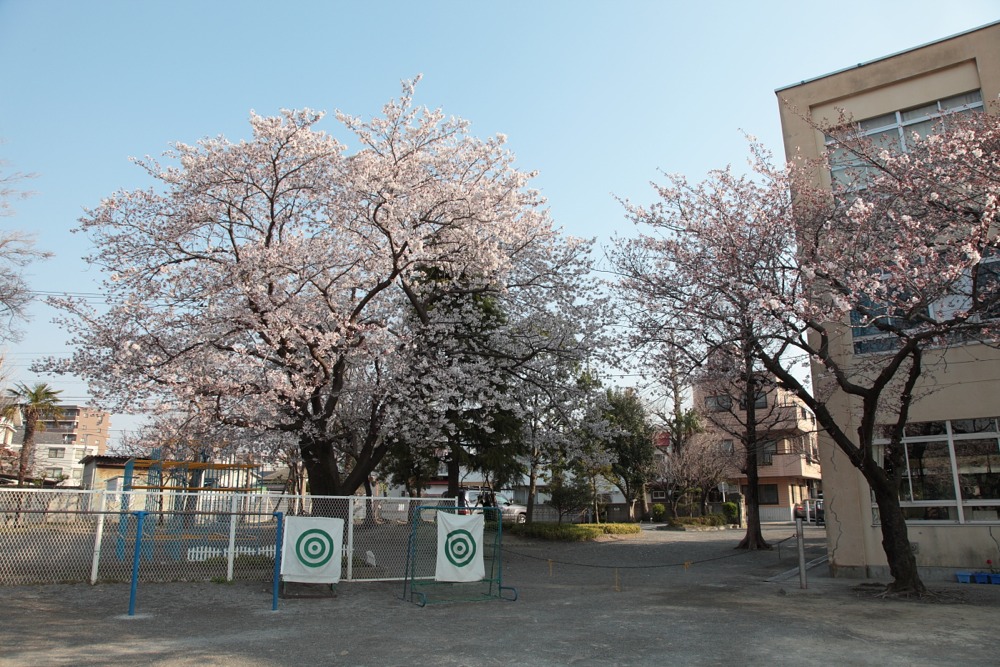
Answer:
[2, 524, 997, 666]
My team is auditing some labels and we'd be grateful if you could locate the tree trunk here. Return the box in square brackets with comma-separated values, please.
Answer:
[299, 436, 349, 520]
[16, 418, 36, 488]
[446, 449, 461, 499]
[526, 464, 538, 523]
[737, 445, 769, 550]
[363, 476, 379, 527]
[866, 465, 927, 594]
[700, 488, 710, 517]
[736, 349, 769, 550]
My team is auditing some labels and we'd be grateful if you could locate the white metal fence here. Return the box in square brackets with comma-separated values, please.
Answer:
[0, 489, 455, 586]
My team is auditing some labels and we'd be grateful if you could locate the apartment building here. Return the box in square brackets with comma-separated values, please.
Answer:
[776, 21, 1000, 577]
[694, 381, 822, 522]
[9, 406, 111, 485]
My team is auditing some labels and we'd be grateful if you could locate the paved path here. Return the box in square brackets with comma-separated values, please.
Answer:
[2, 524, 997, 666]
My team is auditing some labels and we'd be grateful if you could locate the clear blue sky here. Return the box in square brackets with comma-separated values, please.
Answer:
[1, 0, 998, 443]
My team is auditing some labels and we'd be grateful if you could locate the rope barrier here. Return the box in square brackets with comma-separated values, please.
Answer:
[501, 533, 797, 571]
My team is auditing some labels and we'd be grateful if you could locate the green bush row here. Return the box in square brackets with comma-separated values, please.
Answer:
[667, 513, 727, 528]
[506, 522, 641, 541]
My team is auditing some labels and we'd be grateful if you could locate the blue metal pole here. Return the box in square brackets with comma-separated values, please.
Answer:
[128, 511, 147, 616]
[272, 511, 284, 611]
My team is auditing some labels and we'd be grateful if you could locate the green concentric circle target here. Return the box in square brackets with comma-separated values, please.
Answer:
[295, 528, 335, 568]
[444, 528, 477, 567]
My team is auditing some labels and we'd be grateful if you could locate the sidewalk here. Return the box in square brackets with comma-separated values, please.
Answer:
[2, 525, 997, 666]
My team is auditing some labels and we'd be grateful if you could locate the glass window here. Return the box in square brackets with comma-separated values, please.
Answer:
[902, 118, 938, 144]
[954, 438, 1000, 501]
[904, 421, 948, 437]
[900, 103, 939, 122]
[951, 418, 998, 434]
[759, 440, 776, 465]
[867, 128, 901, 153]
[965, 505, 1000, 522]
[759, 484, 779, 505]
[899, 505, 959, 521]
[904, 441, 955, 501]
[859, 113, 898, 131]
[940, 90, 982, 110]
[705, 395, 732, 412]
[739, 392, 767, 410]
[876, 418, 1000, 524]
[48, 447, 65, 459]
[45, 467, 63, 478]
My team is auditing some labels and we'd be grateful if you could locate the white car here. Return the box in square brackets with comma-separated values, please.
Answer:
[457, 490, 528, 523]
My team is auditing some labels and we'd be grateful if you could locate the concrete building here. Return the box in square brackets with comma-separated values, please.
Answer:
[9, 406, 111, 485]
[776, 21, 1000, 577]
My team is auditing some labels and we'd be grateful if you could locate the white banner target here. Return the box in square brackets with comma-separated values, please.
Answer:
[435, 512, 485, 582]
[281, 516, 344, 584]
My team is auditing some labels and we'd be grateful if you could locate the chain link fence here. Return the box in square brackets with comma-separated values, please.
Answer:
[0, 489, 455, 586]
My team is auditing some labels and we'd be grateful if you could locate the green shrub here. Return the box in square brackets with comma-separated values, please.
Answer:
[667, 513, 727, 528]
[651, 503, 666, 521]
[597, 523, 641, 535]
[722, 502, 739, 524]
[506, 522, 640, 541]
[507, 523, 601, 541]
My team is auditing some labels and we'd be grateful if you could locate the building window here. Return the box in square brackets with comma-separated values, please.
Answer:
[828, 90, 993, 354]
[705, 395, 732, 412]
[759, 440, 777, 465]
[48, 447, 65, 459]
[651, 490, 667, 500]
[743, 484, 780, 505]
[44, 467, 63, 479]
[875, 417, 1000, 523]
[720, 439, 735, 454]
[739, 392, 767, 410]
[827, 90, 983, 188]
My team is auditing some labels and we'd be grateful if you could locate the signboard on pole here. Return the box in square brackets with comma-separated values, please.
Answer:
[281, 516, 344, 584]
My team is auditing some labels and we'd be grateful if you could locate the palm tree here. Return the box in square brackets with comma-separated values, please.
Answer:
[2, 383, 63, 487]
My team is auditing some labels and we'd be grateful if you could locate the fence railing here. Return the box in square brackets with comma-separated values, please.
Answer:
[0, 489, 455, 586]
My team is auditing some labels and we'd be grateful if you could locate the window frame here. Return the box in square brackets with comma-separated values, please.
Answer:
[873, 417, 1000, 524]
[705, 395, 732, 412]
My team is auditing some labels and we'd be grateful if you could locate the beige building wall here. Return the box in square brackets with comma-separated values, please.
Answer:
[776, 21, 1000, 578]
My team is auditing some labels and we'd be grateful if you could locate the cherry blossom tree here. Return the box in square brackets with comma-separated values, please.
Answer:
[614, 108, 1000, 594]
[44, 80, 601, 502]
[612, 147, 797, 549]
[0, 159, 49, 341]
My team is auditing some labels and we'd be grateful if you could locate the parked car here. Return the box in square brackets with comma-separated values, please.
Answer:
[794, 499, 824, 523]
[812, 499, 825, 524]
[455, 489, 528, 523]
[795, 498, 826, 525]
[495, 495, 528, 524]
